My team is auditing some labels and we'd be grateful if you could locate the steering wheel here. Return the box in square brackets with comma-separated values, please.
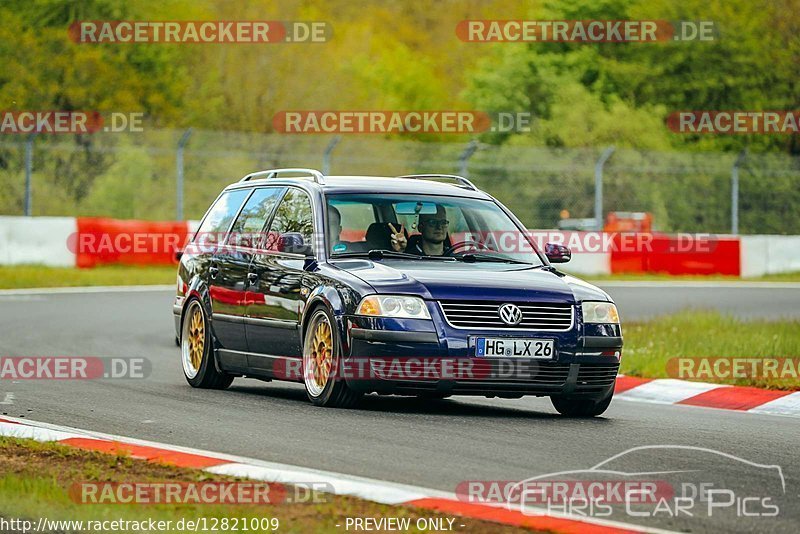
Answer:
[443, 240, 494, 256]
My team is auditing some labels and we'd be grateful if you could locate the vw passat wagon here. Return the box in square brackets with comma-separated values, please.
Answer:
[173, 169, 622, 416]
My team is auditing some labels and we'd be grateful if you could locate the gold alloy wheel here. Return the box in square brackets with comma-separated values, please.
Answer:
[188, 306, 205, 371]
[182, 301, 206, 380]
[304, 312, 334, 397]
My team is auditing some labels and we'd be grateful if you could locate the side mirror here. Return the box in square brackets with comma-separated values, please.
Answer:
[544, 242, 571, 263]
[277, 232, 313, 256]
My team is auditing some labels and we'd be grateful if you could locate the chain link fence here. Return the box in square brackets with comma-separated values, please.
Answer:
[1, 128, 799, 234]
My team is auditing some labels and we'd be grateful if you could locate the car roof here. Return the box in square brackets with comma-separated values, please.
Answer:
[224, 175, 493, 200]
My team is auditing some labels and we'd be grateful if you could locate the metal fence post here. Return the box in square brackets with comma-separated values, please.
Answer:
[731, 149, 747, 235]
[458, 140, 479, 178]
[176, 128, 193, 221]
[322, 136, 340, 175]
[24, 133, 37, 216]
[594, 146, 615, 230]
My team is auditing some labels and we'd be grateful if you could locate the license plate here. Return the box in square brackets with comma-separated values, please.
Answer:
[475, 337, 555, 359]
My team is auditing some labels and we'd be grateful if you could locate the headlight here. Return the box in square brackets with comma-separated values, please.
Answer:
[582, 301, 620, 324]
[356, 295, 431, 319]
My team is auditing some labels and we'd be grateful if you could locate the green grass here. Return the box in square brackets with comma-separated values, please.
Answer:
[581, 271, 800, 282]
[621, 312, 800, 389]
[0, 265, 177, 289]
[0, 437, 525, 534]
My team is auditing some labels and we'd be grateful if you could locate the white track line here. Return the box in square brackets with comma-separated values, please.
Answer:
[0, 415, 676, 534]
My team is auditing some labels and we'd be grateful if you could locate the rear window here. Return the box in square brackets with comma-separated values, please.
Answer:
[227, 187, 284, 248]
[264, 188, 315, 251]
[193, 189, 250, 245]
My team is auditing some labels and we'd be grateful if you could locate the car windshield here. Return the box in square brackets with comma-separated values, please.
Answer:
[326, 193, 544, 266]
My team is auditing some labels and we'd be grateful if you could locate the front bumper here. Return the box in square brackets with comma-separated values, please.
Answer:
[342, 308, 622, 398]
[347, 359, 619, 398]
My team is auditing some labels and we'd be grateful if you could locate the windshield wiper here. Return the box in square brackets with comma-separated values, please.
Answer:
[459, 253, 534, 265]
[331, 250, 452, 261]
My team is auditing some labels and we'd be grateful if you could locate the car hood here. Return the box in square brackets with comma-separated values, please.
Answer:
[329, 259, 612, 303]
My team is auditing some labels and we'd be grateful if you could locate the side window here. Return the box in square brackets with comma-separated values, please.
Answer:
[227, 188, 284, 248]
[264, 189, 314, 251]
[329, 200, 377, 242]
[193, 189, 250, 245]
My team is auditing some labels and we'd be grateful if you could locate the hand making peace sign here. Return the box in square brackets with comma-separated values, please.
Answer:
[388, 223, 407, 252]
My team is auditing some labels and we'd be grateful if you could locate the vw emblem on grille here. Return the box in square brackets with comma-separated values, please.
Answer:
[498, 303, 523, 326]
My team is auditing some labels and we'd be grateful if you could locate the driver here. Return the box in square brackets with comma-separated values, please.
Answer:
[406, 205, 450, 256]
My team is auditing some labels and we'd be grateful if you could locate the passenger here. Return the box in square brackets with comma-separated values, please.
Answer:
[404, 205, 450, 256]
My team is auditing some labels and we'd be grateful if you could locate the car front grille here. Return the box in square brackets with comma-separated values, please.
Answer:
[438, 300, 573, 330]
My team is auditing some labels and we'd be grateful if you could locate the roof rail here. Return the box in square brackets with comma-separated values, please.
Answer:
[239, 168, 325, 184]
[395, 173, 478, 191]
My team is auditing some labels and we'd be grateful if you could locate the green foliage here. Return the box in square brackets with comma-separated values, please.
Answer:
[0, 0, 798, 231]
[464, 0, 800, 153]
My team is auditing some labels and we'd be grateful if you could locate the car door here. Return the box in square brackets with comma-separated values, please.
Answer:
[208, 187, 283, 358]
[192, 188, 250, 351]
[245, 187, 316, 370]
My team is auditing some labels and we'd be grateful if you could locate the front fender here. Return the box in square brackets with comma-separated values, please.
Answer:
[302, 284, 351, 357]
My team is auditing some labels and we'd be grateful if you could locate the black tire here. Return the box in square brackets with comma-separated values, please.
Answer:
[551, 391, 613, 417]
[181, 298, 234, 390]
[302, 306, 362, 408]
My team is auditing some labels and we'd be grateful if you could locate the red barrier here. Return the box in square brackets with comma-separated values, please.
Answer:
[67, 218, 742, 276]
[610, 233, 740, 276]
[72, 218, 189, 268]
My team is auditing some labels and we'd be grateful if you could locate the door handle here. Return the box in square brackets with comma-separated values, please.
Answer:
[209, 265, 220, 279]
[247, 272, 258, 284]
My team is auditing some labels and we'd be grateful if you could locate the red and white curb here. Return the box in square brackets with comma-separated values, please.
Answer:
[615, 376, 800, 416]
[0, 416, 674, 534]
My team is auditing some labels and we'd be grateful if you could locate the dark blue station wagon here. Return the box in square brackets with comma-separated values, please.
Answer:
[173, 169, 622, 416]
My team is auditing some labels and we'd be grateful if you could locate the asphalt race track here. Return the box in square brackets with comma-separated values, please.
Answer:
[1, 285, 799, 533]
[600, 281, 800, 321]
